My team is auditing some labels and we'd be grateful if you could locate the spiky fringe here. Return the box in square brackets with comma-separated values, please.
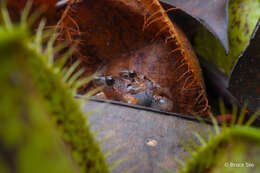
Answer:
[142, 0, 210, 116]
[178, 109, 260, 173]
[53, 0, 89, 65]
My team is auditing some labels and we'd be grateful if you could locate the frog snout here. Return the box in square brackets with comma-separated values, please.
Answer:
[151, 96, 173, 112]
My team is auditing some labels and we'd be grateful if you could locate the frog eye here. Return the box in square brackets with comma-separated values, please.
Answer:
[105, 76, 115, 86]
[129, 70, 136, 78]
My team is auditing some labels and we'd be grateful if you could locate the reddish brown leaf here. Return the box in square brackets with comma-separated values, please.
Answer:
[58, 0, 210, 116]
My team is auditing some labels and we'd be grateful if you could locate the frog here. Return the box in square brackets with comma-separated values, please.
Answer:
[93, 69, 174, 112]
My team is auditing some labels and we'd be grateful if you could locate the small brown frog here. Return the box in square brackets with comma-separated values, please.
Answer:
[93, 70, 173, 112]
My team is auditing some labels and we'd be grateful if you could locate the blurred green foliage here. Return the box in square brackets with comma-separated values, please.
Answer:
[0, 25, 78, 173]
[0, 5, 109, 173]
[180, 126, 260, 173]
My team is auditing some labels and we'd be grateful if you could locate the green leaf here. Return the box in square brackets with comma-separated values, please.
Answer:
[194, 0, 260, 75]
